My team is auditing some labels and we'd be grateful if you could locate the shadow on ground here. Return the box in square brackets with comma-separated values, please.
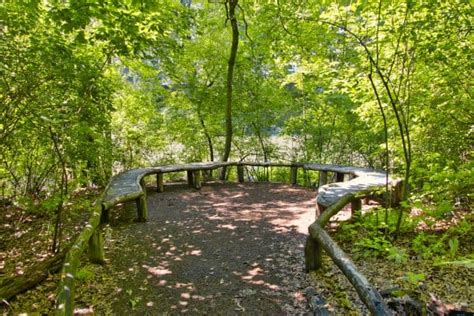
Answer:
[81, 182, 318, 314]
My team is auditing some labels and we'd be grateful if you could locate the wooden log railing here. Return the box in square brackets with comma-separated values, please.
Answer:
[305, 194, 392, 315]
[55, 161, 399, 315]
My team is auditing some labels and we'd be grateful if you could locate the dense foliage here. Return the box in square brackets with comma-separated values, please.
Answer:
[1, 1, 472, 251]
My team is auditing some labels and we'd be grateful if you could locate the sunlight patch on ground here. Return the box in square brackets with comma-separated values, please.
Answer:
[217, 223, 237, 230]
[143, 264, 172, 276]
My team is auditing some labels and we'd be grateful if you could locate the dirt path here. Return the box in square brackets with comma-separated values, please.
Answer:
[85, 182, 318, 314]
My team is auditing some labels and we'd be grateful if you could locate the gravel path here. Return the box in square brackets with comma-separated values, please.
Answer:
[96, 182, 318, 314]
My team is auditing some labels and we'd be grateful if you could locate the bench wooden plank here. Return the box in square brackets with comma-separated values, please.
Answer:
[101, 162, 396, 218]
[101, 162, 236, 211]
[101, 168, 149, 211]
[316, 173, 390, 211]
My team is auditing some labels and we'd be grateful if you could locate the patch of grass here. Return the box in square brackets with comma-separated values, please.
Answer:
[76, 266, 95, 281]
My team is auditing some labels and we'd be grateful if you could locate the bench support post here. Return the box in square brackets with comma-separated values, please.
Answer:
[316, 204, 326, 217]
[156, 173, 164, 193]
[290, 166, 298, 185]
[305, 236, 323, 271]
[192, 170, 201, 190]
[136, 195, 148, 222]
[336, 172, 344, 182]
[237, 165, 244, 183]
[88, 229, 105, 264]
[319, 171, 328, 187]
[351, 199, 362, 218]
[390, 179, 404, 207]
[202, 169, 212, 180]
[136, 178, 148, 222]
[100, 204, 109, 224]
[187, 170, 194, 187]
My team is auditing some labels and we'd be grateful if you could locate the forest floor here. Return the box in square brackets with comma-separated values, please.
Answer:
[1, 182, 473, 314]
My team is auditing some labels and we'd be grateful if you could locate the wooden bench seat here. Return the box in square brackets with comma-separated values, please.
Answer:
[101, 161, 399, 221]
[310, 166, 400, 213]
[317, 174, 386, 209]
[58, 160, 401, 315]
[100, 162, 235, 222]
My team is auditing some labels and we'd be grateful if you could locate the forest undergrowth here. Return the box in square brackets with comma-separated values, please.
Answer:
[1, 185, 472, 314]
[312, 204, 474, 314]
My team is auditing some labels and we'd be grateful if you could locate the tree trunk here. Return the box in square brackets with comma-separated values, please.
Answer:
[220, 0, 239, 180]
[197, 106, 214, 164]
[49, 128, 68, 254]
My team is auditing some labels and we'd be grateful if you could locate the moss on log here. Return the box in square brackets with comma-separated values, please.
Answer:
[304, 236, 322, 271]
[193, 170, 202, 189]
[0, 248, 67, 301]
[309, 223, 391, 315]
[136, 196, 147, 222]
[156, 173, 164, 193]
[306, 192, 392, 314]
[88, 229, 105, 264]
[56, 206, 102, 315]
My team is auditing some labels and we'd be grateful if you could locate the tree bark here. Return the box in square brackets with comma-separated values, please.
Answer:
[220, 0, 239, 180]
[57, 207, 102, 315]
[0, 249, 67, 301]
[308, 224, 391, 315]
[197, 106, 214, 164]
[49, 127, 68, 254]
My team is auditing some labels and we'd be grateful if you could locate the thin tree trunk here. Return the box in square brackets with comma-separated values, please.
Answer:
[368, 72, 391, 223]
[220, 0, 239, 180]
[197, 106, 214, 162]
[252, 122, 268, 162]
[49, 127, 68, 254]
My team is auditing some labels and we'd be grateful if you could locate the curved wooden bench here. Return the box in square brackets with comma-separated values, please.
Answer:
[303, 166, 401, 315]
[302, 164, 401, 214]
[100, 162, 235, 222]
[57, 161, 399, 315]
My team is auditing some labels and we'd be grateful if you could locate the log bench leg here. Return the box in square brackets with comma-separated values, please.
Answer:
[156, 173, 164, 193]
[187, 170, 194, 187]
[290, 166, 298, 185]
[319, 171, 327, 187]
[136, 195, 148, 222]
[203, 169, 212, 180]
[193, 170, 201, 190]
[316, 203, 326, 217]
[390, 179, 404, 207]
[351, 199, 362, 219]
[100, 205, 109, 224]
[336, 172, 344, 182]
[305, 236, 323, 272]
[88, 229, 105, 264]
[219, 166, 227, 181]
[237, 165, 244, 183]
[137, 178, 148, 222]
